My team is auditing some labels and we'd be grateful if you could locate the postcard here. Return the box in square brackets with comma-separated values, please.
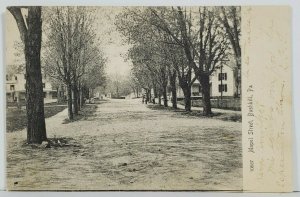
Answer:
[4, 6, 292, 192]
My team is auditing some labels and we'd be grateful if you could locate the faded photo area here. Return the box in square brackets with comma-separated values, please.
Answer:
[5, 6, 242, 190]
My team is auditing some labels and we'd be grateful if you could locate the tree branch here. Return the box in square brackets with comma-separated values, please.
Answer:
[7, 7, 28, 43]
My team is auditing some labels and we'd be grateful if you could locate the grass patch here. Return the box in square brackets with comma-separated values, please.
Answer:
[6, 104, 67, 132]
[147, 103, 241, 122]
[6, 101, 26, 108]
[6, 108, 27, 132]
[7, 101, 67, 107]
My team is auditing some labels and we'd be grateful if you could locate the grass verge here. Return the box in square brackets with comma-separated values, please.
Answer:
[6, 104, 67, 132]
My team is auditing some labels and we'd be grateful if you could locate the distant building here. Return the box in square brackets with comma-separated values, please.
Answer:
[6, 73, 57, 103]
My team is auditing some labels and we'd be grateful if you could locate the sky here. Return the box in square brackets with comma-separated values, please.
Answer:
[5, 7, 132, 77]
[94, 7, 132, 76]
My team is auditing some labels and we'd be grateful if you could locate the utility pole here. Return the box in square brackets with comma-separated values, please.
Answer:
[220, 63, 223, 102]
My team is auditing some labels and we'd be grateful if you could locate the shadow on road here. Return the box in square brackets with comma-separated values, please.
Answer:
[62, 100, 109, 124]
[62, 104, 98, 124]
[147, 104, 241, 122]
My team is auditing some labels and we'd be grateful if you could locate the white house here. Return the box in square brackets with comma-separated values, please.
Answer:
[176, 61, 239, 99]
[210, 63, 237, 98]
[6, 73, 57, 103]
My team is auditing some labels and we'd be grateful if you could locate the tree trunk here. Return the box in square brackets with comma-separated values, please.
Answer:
[152, 84, 157, 104]
[233, 68, 239, 98]
[163, 85, 168, 107]
[234, 61, 241, 98]
[80, 86, 84, 107]
[183, 86, 191, 112]
[153, 85, 158, 98]
[145, 89, 149, 104]
[169, 70, 177, 109]
[171, 88, 177, 109]
[67, 83, 73, 120]
[149, 89, 152, 103]
[56, 87, 59, 103]
[72, 84, 79, 115]
[77, 82, 81, 111]
[86, 88, 90, 99]
[158, 91, 162, 105]
[77, 95, 81, 111]
[9, 7, 47, 144]
[199, 74, 212, 116]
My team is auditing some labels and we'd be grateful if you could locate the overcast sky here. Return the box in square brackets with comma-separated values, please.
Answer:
[5, 7, 132, 77]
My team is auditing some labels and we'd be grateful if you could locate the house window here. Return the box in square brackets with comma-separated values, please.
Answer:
[10, 85, 15, 91]
[218, 73, 227, 81]
[44, 92, 47, 98]
[42, 83, 45, 88]
[218, 84, 227, 92]
[6, 75, 8, 81]
[15, 76, 18, 80]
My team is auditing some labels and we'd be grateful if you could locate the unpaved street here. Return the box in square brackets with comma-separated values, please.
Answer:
[7, 99, 242, 190]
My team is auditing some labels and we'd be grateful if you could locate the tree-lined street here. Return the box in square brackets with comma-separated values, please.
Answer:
[7, 98, 242, 190]
[6, 6, 242, 190]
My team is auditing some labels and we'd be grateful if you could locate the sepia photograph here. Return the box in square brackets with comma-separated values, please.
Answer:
[5, 6, 243, 191]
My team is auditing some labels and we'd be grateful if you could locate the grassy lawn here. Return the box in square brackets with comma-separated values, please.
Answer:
[6, 103, 67, 132]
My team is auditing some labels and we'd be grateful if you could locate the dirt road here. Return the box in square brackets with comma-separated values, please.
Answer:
[6, 99, 242, 190]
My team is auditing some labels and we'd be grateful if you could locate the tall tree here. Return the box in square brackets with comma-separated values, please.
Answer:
[81, 48, 107, 102]
[167, 42, 195, 111]
[44, 7, 104, 119]
[131, 63, 153, 103]
[219, 6, 241, 97]
[116, 8, 171, 107]
[8, 7, 47, 144]
[116, 7, 200, 112]
[43, 7, 75, 120]
[149, 7, 230, 115]
[128, 74, 142, 98]
[177, 7, 230, 115]
[128, 43, 169, 106]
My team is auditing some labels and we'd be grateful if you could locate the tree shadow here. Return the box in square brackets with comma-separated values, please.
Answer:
[21, 137, 82, 149]
[62, 104, 98, 124]
[147, 104, 241, 122]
